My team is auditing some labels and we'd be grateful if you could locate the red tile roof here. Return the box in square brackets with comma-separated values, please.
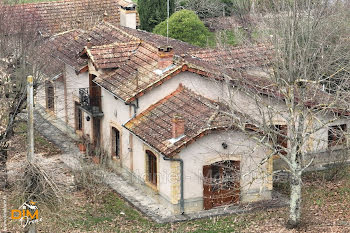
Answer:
[121, 26, 199, 55]
[0, 0, 132, 36]
[87, 41, 141, 69]
[190, 44, 272, 70]
[93, 41, 186, 102]
[41, 22, 137, 73]
[124, 84, 233, 157]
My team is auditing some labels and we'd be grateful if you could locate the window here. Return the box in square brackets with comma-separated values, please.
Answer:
[146, 150, 157, 185]
[75, 102, 83, 131]
[112, 127, 120, 158]
[328, 124, 347, 148]
[45, 81, 54, 111]
[272, 125, 288, 155]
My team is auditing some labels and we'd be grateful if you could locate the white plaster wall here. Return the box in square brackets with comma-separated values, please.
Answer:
[120, 10, 137, 29]
[137, 72, 229, 113]
[35, 84, 47, 108]
[137, 71, 287, 125]
[54, 80, 66, 122]
[100, 88, 133, 170]
[131, 136, 146, 178]
[65, 66, 89, 129]
[178, 130, 270, 200]
[307, 113, 350, 153]
[129, 135, 173, 201]
[82, 111, 91, 138]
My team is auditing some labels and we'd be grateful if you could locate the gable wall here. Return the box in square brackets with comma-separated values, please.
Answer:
[178, 130, 272, 212]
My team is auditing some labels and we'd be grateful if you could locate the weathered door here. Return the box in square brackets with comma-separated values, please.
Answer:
[92, 117, 101, 147]
[203, 160, 240, 210]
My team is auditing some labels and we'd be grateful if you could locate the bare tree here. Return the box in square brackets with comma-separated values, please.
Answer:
[175, 0, 226, 18]
[212, 0, 350, 228]
[0, 2, 50, 189]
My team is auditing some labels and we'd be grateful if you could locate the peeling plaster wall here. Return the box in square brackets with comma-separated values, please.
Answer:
[65, 66, 89, 129]
[178, 130, 272, 212]
[54, 80, 65, 122]
[100, 88, 133, 170]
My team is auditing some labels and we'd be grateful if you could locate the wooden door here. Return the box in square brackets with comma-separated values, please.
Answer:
[89, 74, 101, 109]
[75, 102, 83, 131]
[92, 117, 101, 147]
[203, 160, 240, 210]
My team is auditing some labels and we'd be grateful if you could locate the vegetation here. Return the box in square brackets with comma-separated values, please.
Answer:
[138, 0, 175, 32]
[153, 10, 211, 47]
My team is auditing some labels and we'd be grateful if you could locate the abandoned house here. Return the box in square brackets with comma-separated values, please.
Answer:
[34, 17, 350, 214]
[12, 0, 349, 216]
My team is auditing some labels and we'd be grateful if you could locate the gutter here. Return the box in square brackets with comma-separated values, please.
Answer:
[125, 98, 139, 118]
[162, 156, 185, 215]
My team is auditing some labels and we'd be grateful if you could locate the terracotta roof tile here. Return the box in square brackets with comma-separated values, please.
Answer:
[124, 84, 233, 157]
[88, 41, 141, 69]
[0, 0, 133, 35]
[190, 44, 272, 70]
[121, 27, 199, 55]
[40, 22, 136, 72]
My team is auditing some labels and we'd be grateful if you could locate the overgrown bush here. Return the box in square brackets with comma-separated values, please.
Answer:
[153, 10, 211, 47]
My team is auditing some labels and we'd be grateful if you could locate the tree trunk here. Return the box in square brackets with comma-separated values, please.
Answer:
[287, 171, 302, 228]
[0, 150, 8, 190]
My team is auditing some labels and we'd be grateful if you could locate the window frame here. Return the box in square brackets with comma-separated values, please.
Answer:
[146, 150, 158, 186]
[271, 124, 288, 155]
[328, 124, 347, 148]
[45, 81, 55, 111]
[111, 127, 121, 158]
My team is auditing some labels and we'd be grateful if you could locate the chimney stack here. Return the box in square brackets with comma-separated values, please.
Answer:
[86, 38, 92, 48]
[120, 4, 137, 29]
[158, 46, 174, 70]
[172, 115, 185, 139]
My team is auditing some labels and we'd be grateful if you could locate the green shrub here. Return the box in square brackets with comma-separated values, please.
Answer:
[153, 10, 211, 47]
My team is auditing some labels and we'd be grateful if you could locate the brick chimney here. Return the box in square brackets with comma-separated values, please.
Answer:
[86, 37, 92, 48]
[158, 46, 174, 70]
[120, 4, 137, 29]
[172, 115, 185, 139]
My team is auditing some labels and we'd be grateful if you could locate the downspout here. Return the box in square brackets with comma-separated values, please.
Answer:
[163, 156, 184, 215]
[125, 98, 139, 118]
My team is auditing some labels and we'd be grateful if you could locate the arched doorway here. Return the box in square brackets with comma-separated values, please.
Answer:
[203, 160, 240, 210]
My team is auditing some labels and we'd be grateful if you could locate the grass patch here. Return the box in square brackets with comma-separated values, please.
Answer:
[12, 121, 60, 156]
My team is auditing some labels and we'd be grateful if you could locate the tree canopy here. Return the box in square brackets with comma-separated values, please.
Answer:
[153, 10, 210, 47]
[138, 0, 175, 32]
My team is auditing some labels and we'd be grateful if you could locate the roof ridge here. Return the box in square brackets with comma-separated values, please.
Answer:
[50, 29, 83, 39]
[103, 21, 141, 41]
[90, 40, 141, 49]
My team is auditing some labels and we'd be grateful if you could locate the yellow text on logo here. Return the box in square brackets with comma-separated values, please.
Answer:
[11, 209, 39, 220]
